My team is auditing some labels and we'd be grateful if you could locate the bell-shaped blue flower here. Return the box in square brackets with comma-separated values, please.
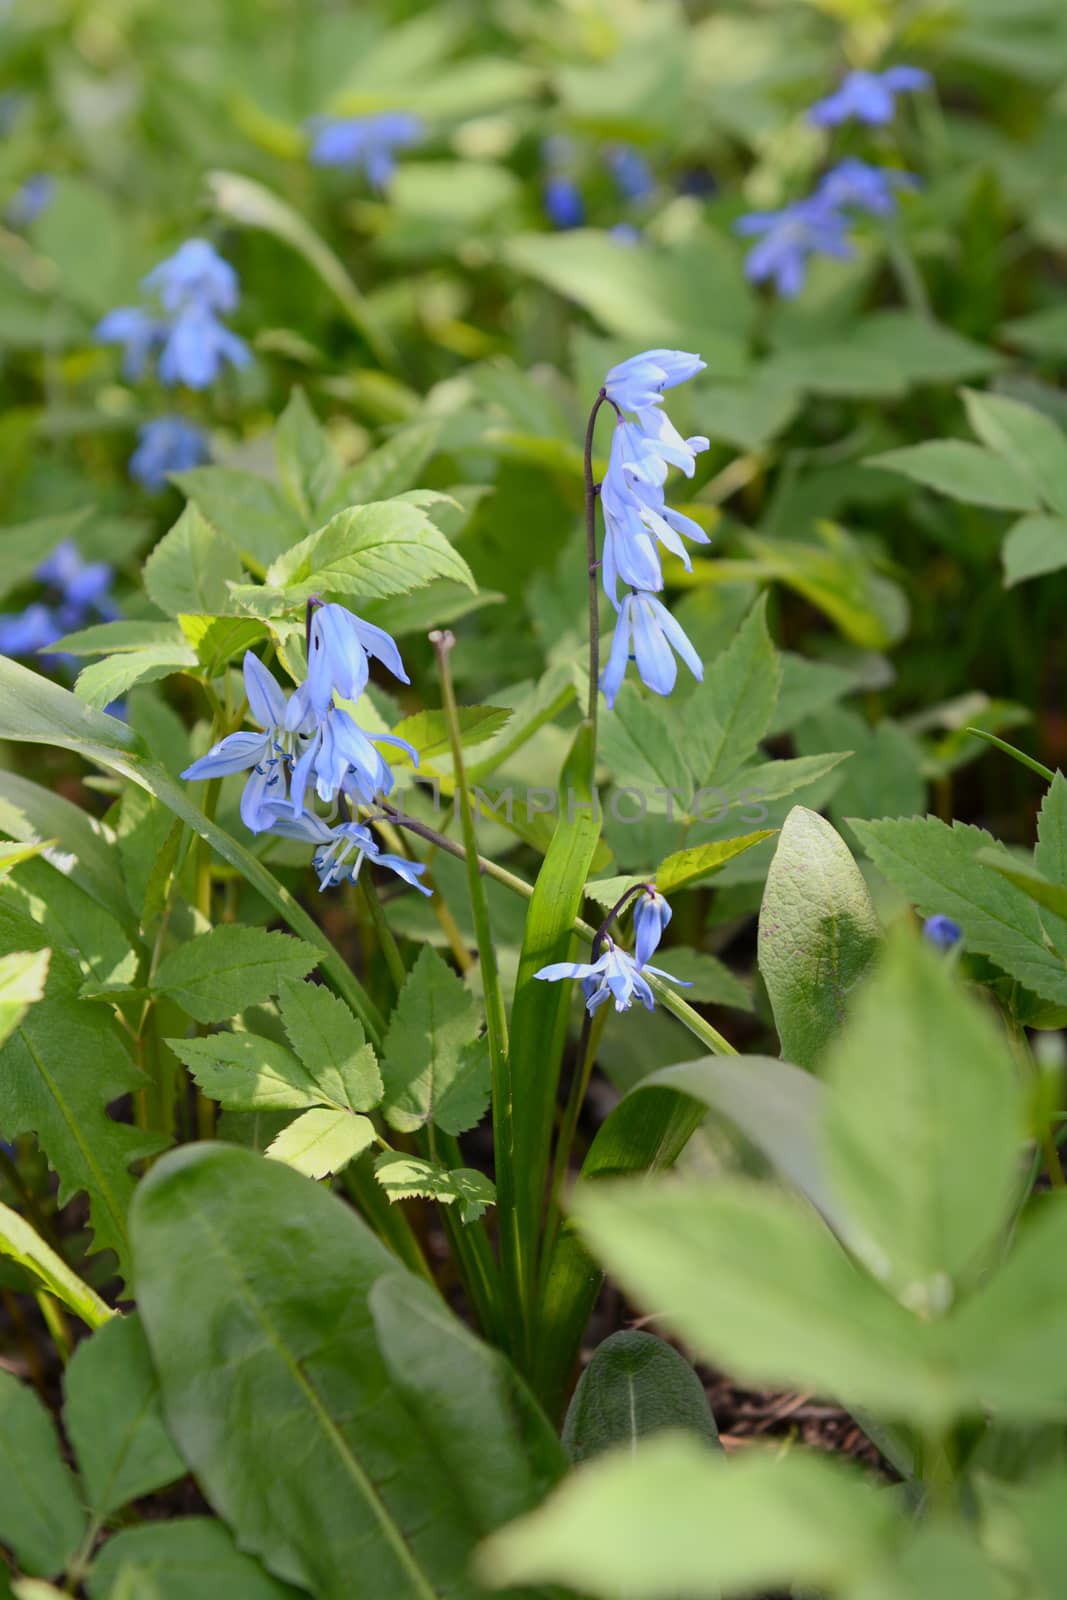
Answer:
[618, 414, 709, 485]
[816, 158, 917, 217]
[94, 307, 169, 381]
[604, 350, 705, 416]
[6, 174, 53, 229]
[536, 936, 688, 1016]
[37, 541, 114, 614]
[633, 887, 672, 969]
[158, 307, 251, 390]
[601, 591, 703, 709]
[143, 238, 240, 315]
[923, 914, 962, 951]
[306, 602, 410, 715]
[735, 198, 854, 298]
[808, 66, 931, 127]
[129, 416, 210, 491]
[308, 112, 422, 189]
[263, 808, 431, 897]
[285, 691, 418, 815]
[600, 427, 710, 602]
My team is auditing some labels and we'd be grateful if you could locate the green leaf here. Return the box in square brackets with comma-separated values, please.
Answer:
[865, 441, 1039, 511]
[477, 1433, 896, 1600]
[0, 1371, 86, 1579]
[598, 685, 693, 805]
[769, 652, 859, 738]
[267, 499, 475, 603]
[1002, 513, 1067, 585]
[131, 1144, 518, 1597]
[849, 312, 1004, 386]
[0, 948, 50, 1046]
[178, 615, 268, 676]
[850, 816, 1067, 1005]
[823, 931, 1024, 1306]
[655, 832, 776, 894]
[172, 467, 307, 571]
[75, 644, 197, 711]
[562, 1331, 720, 1466]
[143, 505, 245, 617]
[0, 509, 91, 606]
[652, 947, 752, 1011]
[744, 525, 908, 652]
[87, 1520, 303, 1600]
[207, 170, 397, 371]
[274, 388, 341, 522]
[277, 977, 382, 1111]
[685, 596, 781, 785]
[963, 387, 1067, 517]
[0, 1197, 113, 1329]
[0, 997, 162, 1278]
[0, 769, 132, 927]
[380, 947, 489, 1136]
[266, 1107, 375, 1179]
[758, 807, 882, 1070]
[389, 706, 512, 767]
[44, 620, 184, 658]
[374, 1151, 497, 1224]
[64, 1313, 185, 1518]
[324, 421, 443, 513]
[168, 1032, 327, 1111]
[151, 925, 319, 1024]
[574, 1177, 960, 1425]
[8, 855, 139, 989]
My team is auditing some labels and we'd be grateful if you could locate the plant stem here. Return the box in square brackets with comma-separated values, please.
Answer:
[584, 389, 609, 738]
[359, 873, 407, 993]
[542, 1006, 608, 1272]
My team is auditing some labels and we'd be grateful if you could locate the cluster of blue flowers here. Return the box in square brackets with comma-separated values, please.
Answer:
[182, 603, 430, 898]
[96, 239, 250, 490]
[735, 65, 930, 297]
[541, 136, 653, 236]
[0, 540, 116, 665]
[596, 350, 709, 708]
[537, 885, 687, 1016]
[308, 112, 422, 189]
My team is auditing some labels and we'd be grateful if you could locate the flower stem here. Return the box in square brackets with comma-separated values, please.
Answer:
[359, 873, 407, 994]
[584, 389, 609, 737]
[542, 1005, 608, 1272]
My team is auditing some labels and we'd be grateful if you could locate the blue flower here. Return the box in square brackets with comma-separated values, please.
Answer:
[923, 914, 962, 951]
[735, 198, 854, 298]
[601, 591, 703, 709]
[633, 887, 671, 968]
[308, 112, 422, 189]
[808, 66, 931, 127]
[618, 412, 709, 484]
[603, 349, 706, 416]
[543, 174, 585, 229]
[816, 158, 917, 216]
[0, 603, 62, 658]
[158, 307, 251, 390]
[6, 174, 53, 229]
[37, 541, 115, 614]
[94, 307, 169, 381]
[263, 810, 431, 897]
[306, 602, 409, 715]
[605, 146, 654, 202]
[536, 936, 688, 1016]
[129, 417, 210, 491]
[600, 425, 710, 601]
[287, 695, 418, 814]
[181, 653, 317, 832]
[142, 238, 240, 316]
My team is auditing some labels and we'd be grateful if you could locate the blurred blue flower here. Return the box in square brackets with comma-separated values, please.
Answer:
[536, 936, 688, 1016]
[735, 198, 854, 298]
[94, 306, 169, 381]
[633, 886, 672, 968]
[923, 914, 962, 951]
[0, 603, 62, 658]
[601, 590, 703, 708]
[808, 66, 931, 127]
[306, 601, 409, 715]
[816, 157, 918, 216]
[158, 307, 251, 390]
[143, 238, 239, 315]
[37, 540, 115, 615]
[308, 112, 422, 189]
[543, 174, 584, 229]
[129, 416, 210, 491]
[263, 809, 431, 896]
[605, 145, 655, 202]
[604, 349, 705, 416]
[0, 540, 117, 667]
[6, 174, 53, 229]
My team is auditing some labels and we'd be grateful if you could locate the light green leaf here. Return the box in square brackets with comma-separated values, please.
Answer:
[323, 420, 443, 514]
[0, 509, 91, 607]
[477, 1432, 896, 1600]
[44, 620, 184, 658]
[64, 1313, 185, 1518]
[849, 312, 1004, 386]
[0, 948, 50, 1046]
[865, 441, 1039, 511]
[277, 977, 382, 1112]
[685, 595, 780, 786]
[769, 652, 858, 738]
[266, 1107, 375, 1179]
[267, 499, 475, 602]
[562, 1331, 720, 1466]
[0, 769, 132, 925]
[178, 615, 268, 676]
[75, 644, 197, 711]
[389, 706, 512, 767]
[598, 684, 692, 804]
[0, 1371, 86, 1579]
[380, 946, 489, 1136]
[374, 1151, 497, 1224]
[656, 832, 776, 894]
[0, 1196, 113, 1329]
[143, 504, 245, 617]
[963, 387, 1067, 517]
[274, 388, 341, 523]
[1002, 513, 1067, 585]
[87, 1520, 303, 1600]
[795, 709, 925, 832]
[650, 947, 752, 1011]
[168, 1032, 324, 1112]
[151, 925, 319, 1023]
[172, 466, 307, 570]
[763, 341, 905, 400]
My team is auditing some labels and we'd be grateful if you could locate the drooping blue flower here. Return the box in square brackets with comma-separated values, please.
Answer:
[308, 112, 422, 189]
[605, 145, 655, 202]
[619, 412, 709, 484]
[923, 914, 962, 951]
[0, 603, 62, 658]
[181, 653, 317, 832]
[94, 306, 169, 381]
[142, 238, 240, 316]
[808, 66, 931, 127]
[600, 425, 710, 601]
[306, 601, 410, 715]
[535, 936, 688, 1016]
[633, 887, 672, 969]
[158, 307, 251, 390]
[6, 174, 53, 229]
[129, 417, 210, 490]
[542, 173, 585, 230]
[816, 158, 918, 216]
[603, 349, 706, 416]
[263, 809, 431, 896]
[734, 198, 854, 298]
[601, 590, 703, 709]
[286, 694, 418, 815]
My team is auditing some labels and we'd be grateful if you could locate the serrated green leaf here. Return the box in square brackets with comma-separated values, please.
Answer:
[277, 977, 382, 1112]
[267, 499, 475, 602]
[143, 504, 245, 618]
[0, 769, 132, 926]
[0, 948, 50, 1046]
[168, 1032, 324, 1111]
[0, 1196, 113, 1329]
[374, 1151, 497, 1223]
[562, 1331, 720, 1466]
[389, 705, 512, 766]
[75, 644, 197, 710]
[172, 466, 307, 570]
[87, 1520, 303, 1600]
[0, 1371, 86, 1579]
[6, 855, 139, 989]
[598, 684, 692, 804]
[266, 1107, 375, 1179]
[866, 441, 1039, 511]
[685, 595, 781, 785]
[45, 620, 185, 658]
[64, 1314, 185, 1518]
[152, 925, 318, 1023]
[963, 387, 1067, 517]
[656, 832, 776, 894]
[380, 946, 489, 1136]
[178, 614, 268, 675]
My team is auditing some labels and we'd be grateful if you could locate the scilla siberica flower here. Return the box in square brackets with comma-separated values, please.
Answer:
[808, 66, 931, 128]
[262, 809, 430, 897]
[543, 174, 585, 230]
[601, 591, 703, 709]
[815, 158, 917, 217]
[605, 146, 655, 203]
[923, 914, 962, 951]
[129, 417, 210, 491]
[96, 238, 249, 391]
[536, 930, 688, 1016]
[633, 886, 671, 968]
[308, 112, 422, 189]
[734, 198, 853, 298]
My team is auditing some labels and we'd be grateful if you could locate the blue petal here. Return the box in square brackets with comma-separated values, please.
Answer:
[182, 730, 267, 780]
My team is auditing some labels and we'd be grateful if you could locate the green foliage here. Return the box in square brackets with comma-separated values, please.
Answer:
[380, 945, 490, 1135]
[561, 1332, 720, 1466]
[0, 1371, 85, 1579]
[87, 1521, 303, 1600]
[152, 926, 320, 1023]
